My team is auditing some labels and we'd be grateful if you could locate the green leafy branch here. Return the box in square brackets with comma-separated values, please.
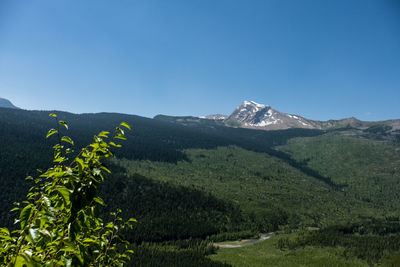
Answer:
[0, 113, 135, 266]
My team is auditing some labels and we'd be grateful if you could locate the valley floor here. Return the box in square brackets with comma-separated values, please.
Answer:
[209, 232, 388, 267]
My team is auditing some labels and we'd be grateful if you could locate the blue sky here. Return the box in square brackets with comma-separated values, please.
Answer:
[0, 0, 399, 121]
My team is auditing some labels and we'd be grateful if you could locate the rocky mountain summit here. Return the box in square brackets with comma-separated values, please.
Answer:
[224, 101, 318, 130]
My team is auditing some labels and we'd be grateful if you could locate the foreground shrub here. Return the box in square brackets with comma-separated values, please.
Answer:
[0, 114, 135, 266]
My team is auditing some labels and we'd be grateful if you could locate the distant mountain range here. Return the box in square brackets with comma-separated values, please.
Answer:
[157, 100, 400, 133]
[0, 98, 19, 109]
[1, 97, 399, 134]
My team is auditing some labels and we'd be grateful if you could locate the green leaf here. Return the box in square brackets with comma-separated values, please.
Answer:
[54, 156, 66, 163]
[42, 196, 51, 207]
[114, 134, 127, 140]
[100, 165, 111, 174]
[28, 228, 40, 244]
[15, 255, 31, 267]
[109, 141, 122, 147]
[75, 157, 85, 171]
[116, 127, 125, 135]
[38, 229, 51, 238]
[93, 197, 105, 206]
[94, 136, 102, 143]
[106, 222, 114, 229]
[0, 228, 10, 236]
[120, 122, 131, 130]
[93, 168, 101, 176]
[60, 240, 76, 252]
[49, 113, 57, 117]
[46, 128, 58, 138]
[128, 218, 137, 222]
[82, 238, 97, 243]
[54, 150, 61, 159]
[58, 120, 68, 130]
[19, 204, 33, 229]
[53, 143, 62, 149]
[98, 131, 110, 138]
[61, 136, 74, 145]
[63, 257, 72, 267]
[56, 186, 71, 205]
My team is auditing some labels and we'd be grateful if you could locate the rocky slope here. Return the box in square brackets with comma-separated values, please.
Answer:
[224, 101, 319, 130]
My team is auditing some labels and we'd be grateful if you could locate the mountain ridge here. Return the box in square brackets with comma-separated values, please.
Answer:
[1, 97, 399, 133]
[198, 100, 400, 132]
[0, 97, 19, 109]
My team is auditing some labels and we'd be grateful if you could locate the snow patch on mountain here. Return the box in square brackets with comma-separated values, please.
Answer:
[201, 114, 228, 120]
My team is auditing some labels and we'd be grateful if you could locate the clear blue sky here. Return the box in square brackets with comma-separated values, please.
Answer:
[0, 0, 399, 121]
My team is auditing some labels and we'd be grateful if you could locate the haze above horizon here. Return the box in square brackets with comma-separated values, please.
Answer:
[0, 0, 399, 121]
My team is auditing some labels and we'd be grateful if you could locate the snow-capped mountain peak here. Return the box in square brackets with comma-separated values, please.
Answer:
[225, 100, 318, 130]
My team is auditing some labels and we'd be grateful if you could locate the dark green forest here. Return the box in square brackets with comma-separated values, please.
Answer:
[1, 107, 400, 266]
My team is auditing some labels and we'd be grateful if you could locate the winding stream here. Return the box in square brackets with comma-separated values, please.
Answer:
[214, 232, 275, 248]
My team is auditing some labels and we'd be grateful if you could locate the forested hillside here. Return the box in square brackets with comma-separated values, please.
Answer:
[1, 107, 400, 266]
[0, 107, 325, 225]
[278, 135, 400, 209]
